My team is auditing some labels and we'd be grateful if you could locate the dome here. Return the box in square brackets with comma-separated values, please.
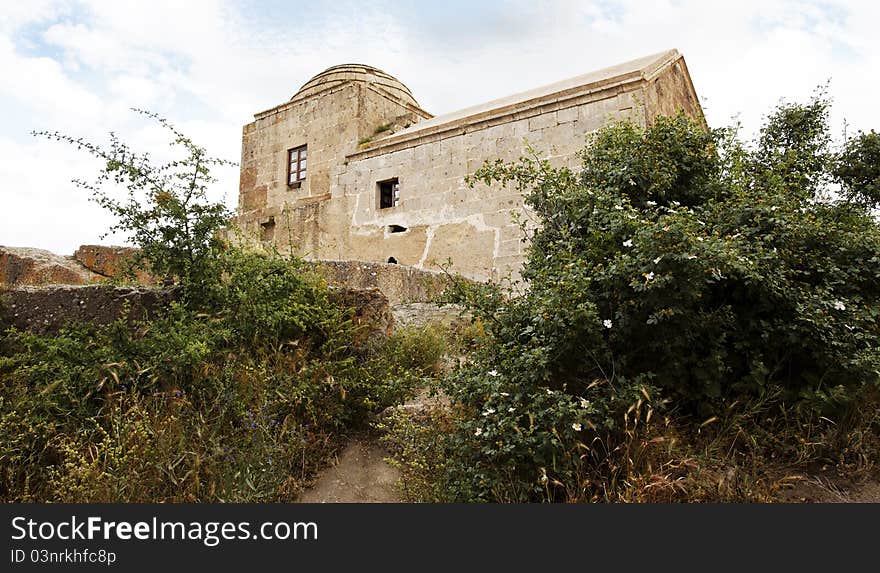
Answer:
[292, 64, 420, 108]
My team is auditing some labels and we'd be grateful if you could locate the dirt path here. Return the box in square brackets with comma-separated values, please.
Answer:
[778, 475, 880, 503]
[297, 438, 401, 503]
[296, 304, 457, 504]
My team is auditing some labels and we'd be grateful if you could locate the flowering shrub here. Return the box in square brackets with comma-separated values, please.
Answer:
[435, 93, 880, 501]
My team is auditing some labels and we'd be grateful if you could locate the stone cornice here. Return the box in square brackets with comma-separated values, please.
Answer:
[347, 50, 682, 161]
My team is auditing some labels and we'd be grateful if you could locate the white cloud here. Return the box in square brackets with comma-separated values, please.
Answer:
[0, 136, 122, 251]
[0, 35, 106, 131]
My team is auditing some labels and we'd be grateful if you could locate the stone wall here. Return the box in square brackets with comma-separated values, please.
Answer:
[306, 260, 448, 305]
[0, 285, 176, 334]
[330, 91, 637, 281]
[1, 284, 393, 339]
[1, 245, 450, 307]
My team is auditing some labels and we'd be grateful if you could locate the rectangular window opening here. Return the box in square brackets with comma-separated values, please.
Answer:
[288, 145, 307, 187]
[260, 217, 276, 242]
[378, 178, 399, 209]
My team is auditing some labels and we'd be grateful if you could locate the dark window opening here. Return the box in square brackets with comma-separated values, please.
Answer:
[378, 178, 399, 209]
[387, 257, 398, 264]
[288, 145, 307, 186]
[388, 224, 407, 233]
[260, 217, 276, 242]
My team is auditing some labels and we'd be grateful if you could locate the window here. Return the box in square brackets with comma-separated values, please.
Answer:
[288, 145, 307, 187]
[260, 217, 275, 242]
[378, 178, 399, 209]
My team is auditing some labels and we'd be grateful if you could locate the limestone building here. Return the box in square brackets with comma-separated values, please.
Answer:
[236, 49, 703, 281]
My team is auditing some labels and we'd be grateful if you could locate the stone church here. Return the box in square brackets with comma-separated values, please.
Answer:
[235, 49, 703, 281]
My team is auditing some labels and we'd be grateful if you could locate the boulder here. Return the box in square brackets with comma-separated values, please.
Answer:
[73, 244, 156, 284]
[0, 246, 102, 286]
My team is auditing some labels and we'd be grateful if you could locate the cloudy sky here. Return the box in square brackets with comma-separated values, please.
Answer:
[1, 0, 878, 253]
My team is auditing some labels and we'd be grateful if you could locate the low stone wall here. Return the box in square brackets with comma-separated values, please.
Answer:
[306, 260, 449, 305]
[0, 285, 176, 335]
[0, 284, 392, 339]
[2, 246, 452, 305]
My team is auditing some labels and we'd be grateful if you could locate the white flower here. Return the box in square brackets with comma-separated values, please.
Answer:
[572, 423, 583, 431]
[653, 256, 662, 264]
[579, 399, 591, 409]
[508, 407, 516, 413]
[623, 239, 633, 247]
[646, 200, 657, 206]
[546, 389, 554, 395]
[686, 254, 697, 260]
[833, 301, 846, 311]
[482, 408, 496, 416]
[603, 319, 613, 329]
[697, 236, 705, 242]
[474, 428, 483, 437]
[645, 272, 655, 281]
[488, 369, 499, 377]
[499, 391, 510, 397]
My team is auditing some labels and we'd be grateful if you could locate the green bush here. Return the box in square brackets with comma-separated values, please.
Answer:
[836, 130, 880, 208]
[0, 252, 441, 502]
[433, 93, 880, 501]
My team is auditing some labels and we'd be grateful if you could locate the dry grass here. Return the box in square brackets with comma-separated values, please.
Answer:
[380, 387, 880, 503]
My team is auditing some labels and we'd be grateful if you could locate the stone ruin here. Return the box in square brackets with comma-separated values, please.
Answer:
[235, 49, 704, 282]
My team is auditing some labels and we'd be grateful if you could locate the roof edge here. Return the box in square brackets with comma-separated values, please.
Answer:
[352, 50, 681, 155]
[348, 50, 683, 160]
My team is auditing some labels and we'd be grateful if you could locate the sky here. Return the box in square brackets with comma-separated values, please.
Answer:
[1, 0, 878, 253]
